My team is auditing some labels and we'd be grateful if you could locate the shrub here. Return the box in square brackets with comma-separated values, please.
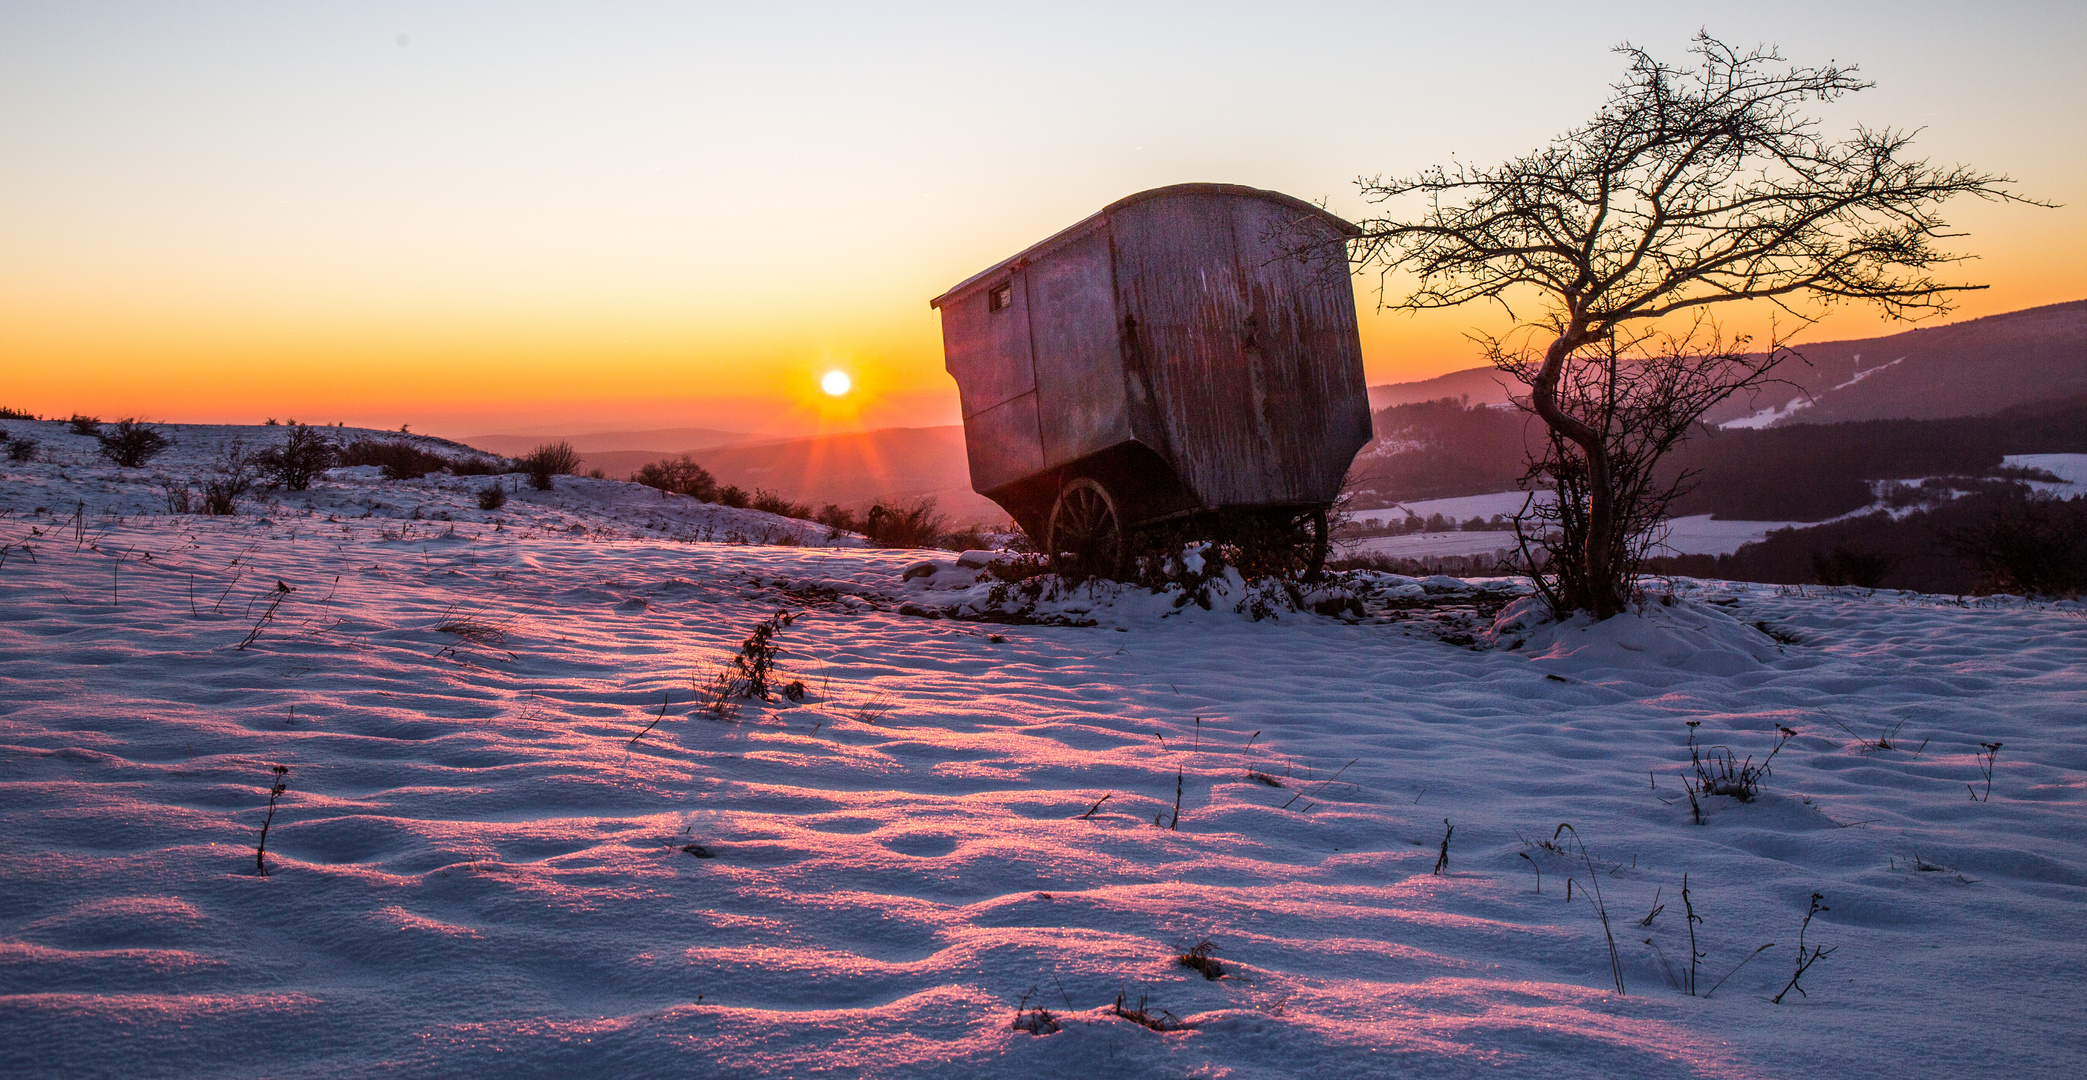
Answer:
[447, 456, 508, 476]
[633, 455, 718, 501]
[1810, 545, 1895, 587]
[1177, 939, 1225, 980]
[942, 525, 993, 551]
[751, 488, 812, 519]
[337, 438, 449, 479]
[255, 423, 336, 491]
[0, 407, 36, 420]
[815, 503, 861, 533]
[718, 485, 750, 509]
[199, 439, 259, 515]
[68, 414, 101, 435]
[478, 483, 507, 510]
[1942, 492, 2087, 597]
[864, 497, 948, 548]
[96, 419, 171, 467]
[1681, 721, 1796, 823]
[521, 440, 581, 491]
[3, 435, 36, 462]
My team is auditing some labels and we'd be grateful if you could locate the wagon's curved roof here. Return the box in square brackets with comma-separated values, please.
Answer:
[929, 182, 1360, 310]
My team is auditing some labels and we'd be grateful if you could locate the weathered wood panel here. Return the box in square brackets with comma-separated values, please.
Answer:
[1024, 226, 1133, 469]
[1228, 196, 1373, 499]
[1110, 191, 1266, 507]
[961, 392, 1044, 495]
[940, 270, 1036, 419]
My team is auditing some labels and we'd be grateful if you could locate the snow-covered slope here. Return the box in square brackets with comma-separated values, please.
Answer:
[2, 433, 2084, 1079]
[0, 419, 854, 547]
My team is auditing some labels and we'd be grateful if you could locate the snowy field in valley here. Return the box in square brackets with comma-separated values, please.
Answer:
[1348, 492, 1805, 560]
[3, 424, 2086, 1079]
[1347, 454, 2087, 562]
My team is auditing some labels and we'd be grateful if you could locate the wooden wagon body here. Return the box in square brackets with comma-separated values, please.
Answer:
[930, 183, 1372, 573]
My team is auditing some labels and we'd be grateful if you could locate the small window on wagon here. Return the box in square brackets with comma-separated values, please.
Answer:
[988, 283, 1013, 312]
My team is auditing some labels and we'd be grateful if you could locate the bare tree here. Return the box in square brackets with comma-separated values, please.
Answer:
[1349, 33, 2044, 618]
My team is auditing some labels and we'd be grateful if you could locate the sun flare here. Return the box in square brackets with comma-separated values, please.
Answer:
[821, 370, 852, 396]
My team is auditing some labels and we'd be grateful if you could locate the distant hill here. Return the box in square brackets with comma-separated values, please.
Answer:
[1367, 367, 1518, 412]
[1707, 299, 2087, 426]
[462, 426, 753, 458]
[1367, 299, 2087, 428]
[1348, 396, 2087, 521]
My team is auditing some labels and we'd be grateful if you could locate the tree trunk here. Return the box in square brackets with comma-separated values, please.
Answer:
[1528, 323, 1628, 620]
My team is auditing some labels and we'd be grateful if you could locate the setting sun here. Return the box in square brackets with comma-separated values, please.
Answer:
[821, 370, 853, 397]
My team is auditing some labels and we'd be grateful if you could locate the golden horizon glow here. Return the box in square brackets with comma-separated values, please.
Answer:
[2, 6, 2080, 436]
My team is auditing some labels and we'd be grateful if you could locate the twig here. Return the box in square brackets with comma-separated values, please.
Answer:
[627, 691, 671, 748]
[1279, 757, 1357, 811]
[236, 580, 294, 650]
[1166, 768, 1184, 830]
[255, 765, 290, 876]
[1556, 823, 1625, 995]
[1682, 873, 1703, 996]
[1703, 943, 1773, 998]
[1971, 742, 2002, 802]
[1771, 893, 1836, 1004]
[1637, 887, 1665, 927]
[1078, 793, 1112, 820]
[1432, 818, 1453, 874]
[1518, 851, 1540, 893]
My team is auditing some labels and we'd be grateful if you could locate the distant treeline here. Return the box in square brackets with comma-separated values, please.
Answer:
[1658, 400, 2087, 520]
[1351, 398, 1534, 503]
[1355, 396, 2087, 523]
[1646, 489, 2087, 597]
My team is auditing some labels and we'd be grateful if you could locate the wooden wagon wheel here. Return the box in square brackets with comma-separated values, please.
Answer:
[1305, 507, 1331, 580]
[1048, 477, 1125, 579]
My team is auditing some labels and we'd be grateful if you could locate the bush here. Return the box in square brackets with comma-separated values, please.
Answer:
[1942, 492, 2087, 597]
[864, 497, 949, 548]
[942, 525, 993, 551]
[0, 407, 36, 420]
[633, 455, 718, 501]
[815, 504, 861, 534]
[521, 441, 581, 491]
[3, 435, 36, 462]
[255, 423, 336, 491]
[751, 488, 812, 519]
[199, 439, 258, 515]
[448, 456, 508, 476]
[478, 483, 508, 510]
[337, 438, 449, 479]
[96, 419, 171, 467]
[68, 414, 101, 435]
[1810, 545, 1896, 587]
[718, 485, 750, 509]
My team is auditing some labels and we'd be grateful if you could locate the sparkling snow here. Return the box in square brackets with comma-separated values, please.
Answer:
[3, 423, 2085, 1079]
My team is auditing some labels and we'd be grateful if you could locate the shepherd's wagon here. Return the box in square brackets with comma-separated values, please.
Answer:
[930, 182, 1372, 577]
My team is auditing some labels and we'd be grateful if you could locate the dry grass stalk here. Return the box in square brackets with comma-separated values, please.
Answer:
[255, 765, 290, 876]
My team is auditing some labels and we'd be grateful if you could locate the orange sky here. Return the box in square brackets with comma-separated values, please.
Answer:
[3, 4, 2081, 439]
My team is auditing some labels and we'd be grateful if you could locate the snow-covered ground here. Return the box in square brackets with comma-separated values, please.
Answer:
[2011, 452, 2087, 492]
[1348, 454, 2087, 563]
[1348, 493, 1803, 559]
[0, 419, 854, 548]
[4, 426, 2086, 1079]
